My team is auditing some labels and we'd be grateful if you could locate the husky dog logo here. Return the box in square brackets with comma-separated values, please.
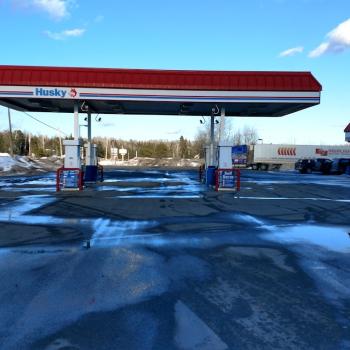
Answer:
[70, 88, 77, 98]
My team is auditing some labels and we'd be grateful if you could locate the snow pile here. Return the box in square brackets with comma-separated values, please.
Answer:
[0, 153, 39, 173]
[0, 153, 19, 172]
[0, 154, 61, 174]
[99, 157, 202, 168]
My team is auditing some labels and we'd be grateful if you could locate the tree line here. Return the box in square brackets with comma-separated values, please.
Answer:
[0, 124, 258, 159]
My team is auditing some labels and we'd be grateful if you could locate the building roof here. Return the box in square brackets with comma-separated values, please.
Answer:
[344, 123, 350, 132]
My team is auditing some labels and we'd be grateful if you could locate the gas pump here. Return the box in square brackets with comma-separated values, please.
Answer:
[202, 143, 241, 192]
[63, 139, 82, 168]
[56, 139, 84, 191]
[84, 142, 99, 182]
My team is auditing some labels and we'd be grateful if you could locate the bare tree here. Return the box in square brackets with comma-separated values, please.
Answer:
[233, 129, 243, 145]
[192, 128, 209, 158]
[242, 125, 259, 145]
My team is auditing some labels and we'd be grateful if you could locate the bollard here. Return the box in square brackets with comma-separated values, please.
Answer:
[84, 240, 91, 249]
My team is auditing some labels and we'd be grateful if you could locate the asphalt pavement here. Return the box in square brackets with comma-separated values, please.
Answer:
[0, 168, 350, 350]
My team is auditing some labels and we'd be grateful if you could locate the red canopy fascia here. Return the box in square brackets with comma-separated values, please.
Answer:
[0, 65, 322, 92]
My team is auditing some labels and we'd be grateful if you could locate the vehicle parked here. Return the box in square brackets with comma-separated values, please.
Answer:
[295, 159, 316, 173]
[295, 158, 332, 174]
[328, 158, 350, 175]
[319, 159, 333, 174]
[232, 144, 350, 171]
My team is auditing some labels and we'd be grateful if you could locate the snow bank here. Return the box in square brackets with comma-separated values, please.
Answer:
[0, 154, 61, 174]
[99, 157, 202, 168]
[0, 153, 17, 171]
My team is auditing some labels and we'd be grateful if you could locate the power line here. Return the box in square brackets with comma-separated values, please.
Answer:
[21, 111, 68, 136]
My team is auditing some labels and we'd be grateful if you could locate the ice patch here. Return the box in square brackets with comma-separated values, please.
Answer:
[263, 224, 350, 253]
[227, 247, 295, 273]
[0, 195, 56, 220]
[236, 196, 350, 203]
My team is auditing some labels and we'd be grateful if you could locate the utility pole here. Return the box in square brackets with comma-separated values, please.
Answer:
[7, 108, 14, 156]
[59, 134, 63, 158]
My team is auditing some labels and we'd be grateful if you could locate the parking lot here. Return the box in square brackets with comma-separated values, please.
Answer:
[0, 168, 350, 350]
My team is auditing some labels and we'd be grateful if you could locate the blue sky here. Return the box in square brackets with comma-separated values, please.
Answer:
[0, 0, 349, 144]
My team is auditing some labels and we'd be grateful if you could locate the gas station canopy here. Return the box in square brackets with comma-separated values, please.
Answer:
[0, 65, 322, 117]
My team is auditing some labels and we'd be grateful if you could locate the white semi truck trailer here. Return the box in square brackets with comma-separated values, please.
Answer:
[230, 144, 350, 170]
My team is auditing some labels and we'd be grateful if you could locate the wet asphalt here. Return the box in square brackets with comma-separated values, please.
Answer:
[0, 168, 350, 350]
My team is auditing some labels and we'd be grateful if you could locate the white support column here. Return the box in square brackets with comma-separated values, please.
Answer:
[219, 107, 226, 144]
[86, 112, 93, 166]
[87, 112, 92, 142]
[209, 115, 215, 166]
[74, 102, 79, 140]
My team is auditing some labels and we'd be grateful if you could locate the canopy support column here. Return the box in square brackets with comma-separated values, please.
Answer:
[87, 112, 91, 142]
[84, 109, 99, 183]
[74, 101, 79, 140]
[209, 114, 215, 167]
[219, 107, 225, 144]
[86, 112, 93, 166]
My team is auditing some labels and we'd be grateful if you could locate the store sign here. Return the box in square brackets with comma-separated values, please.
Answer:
[35, 88, 67, 98]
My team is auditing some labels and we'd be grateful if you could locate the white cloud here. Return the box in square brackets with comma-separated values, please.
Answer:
[44, 28, 85, 40]
[32, 0, 73, 20]
[94, 15, 104, 23]
[309, 18, 350, 58]
[279, 46, 303, 57]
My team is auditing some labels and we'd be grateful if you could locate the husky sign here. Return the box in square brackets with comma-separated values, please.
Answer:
[34, 87, 78, 98]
